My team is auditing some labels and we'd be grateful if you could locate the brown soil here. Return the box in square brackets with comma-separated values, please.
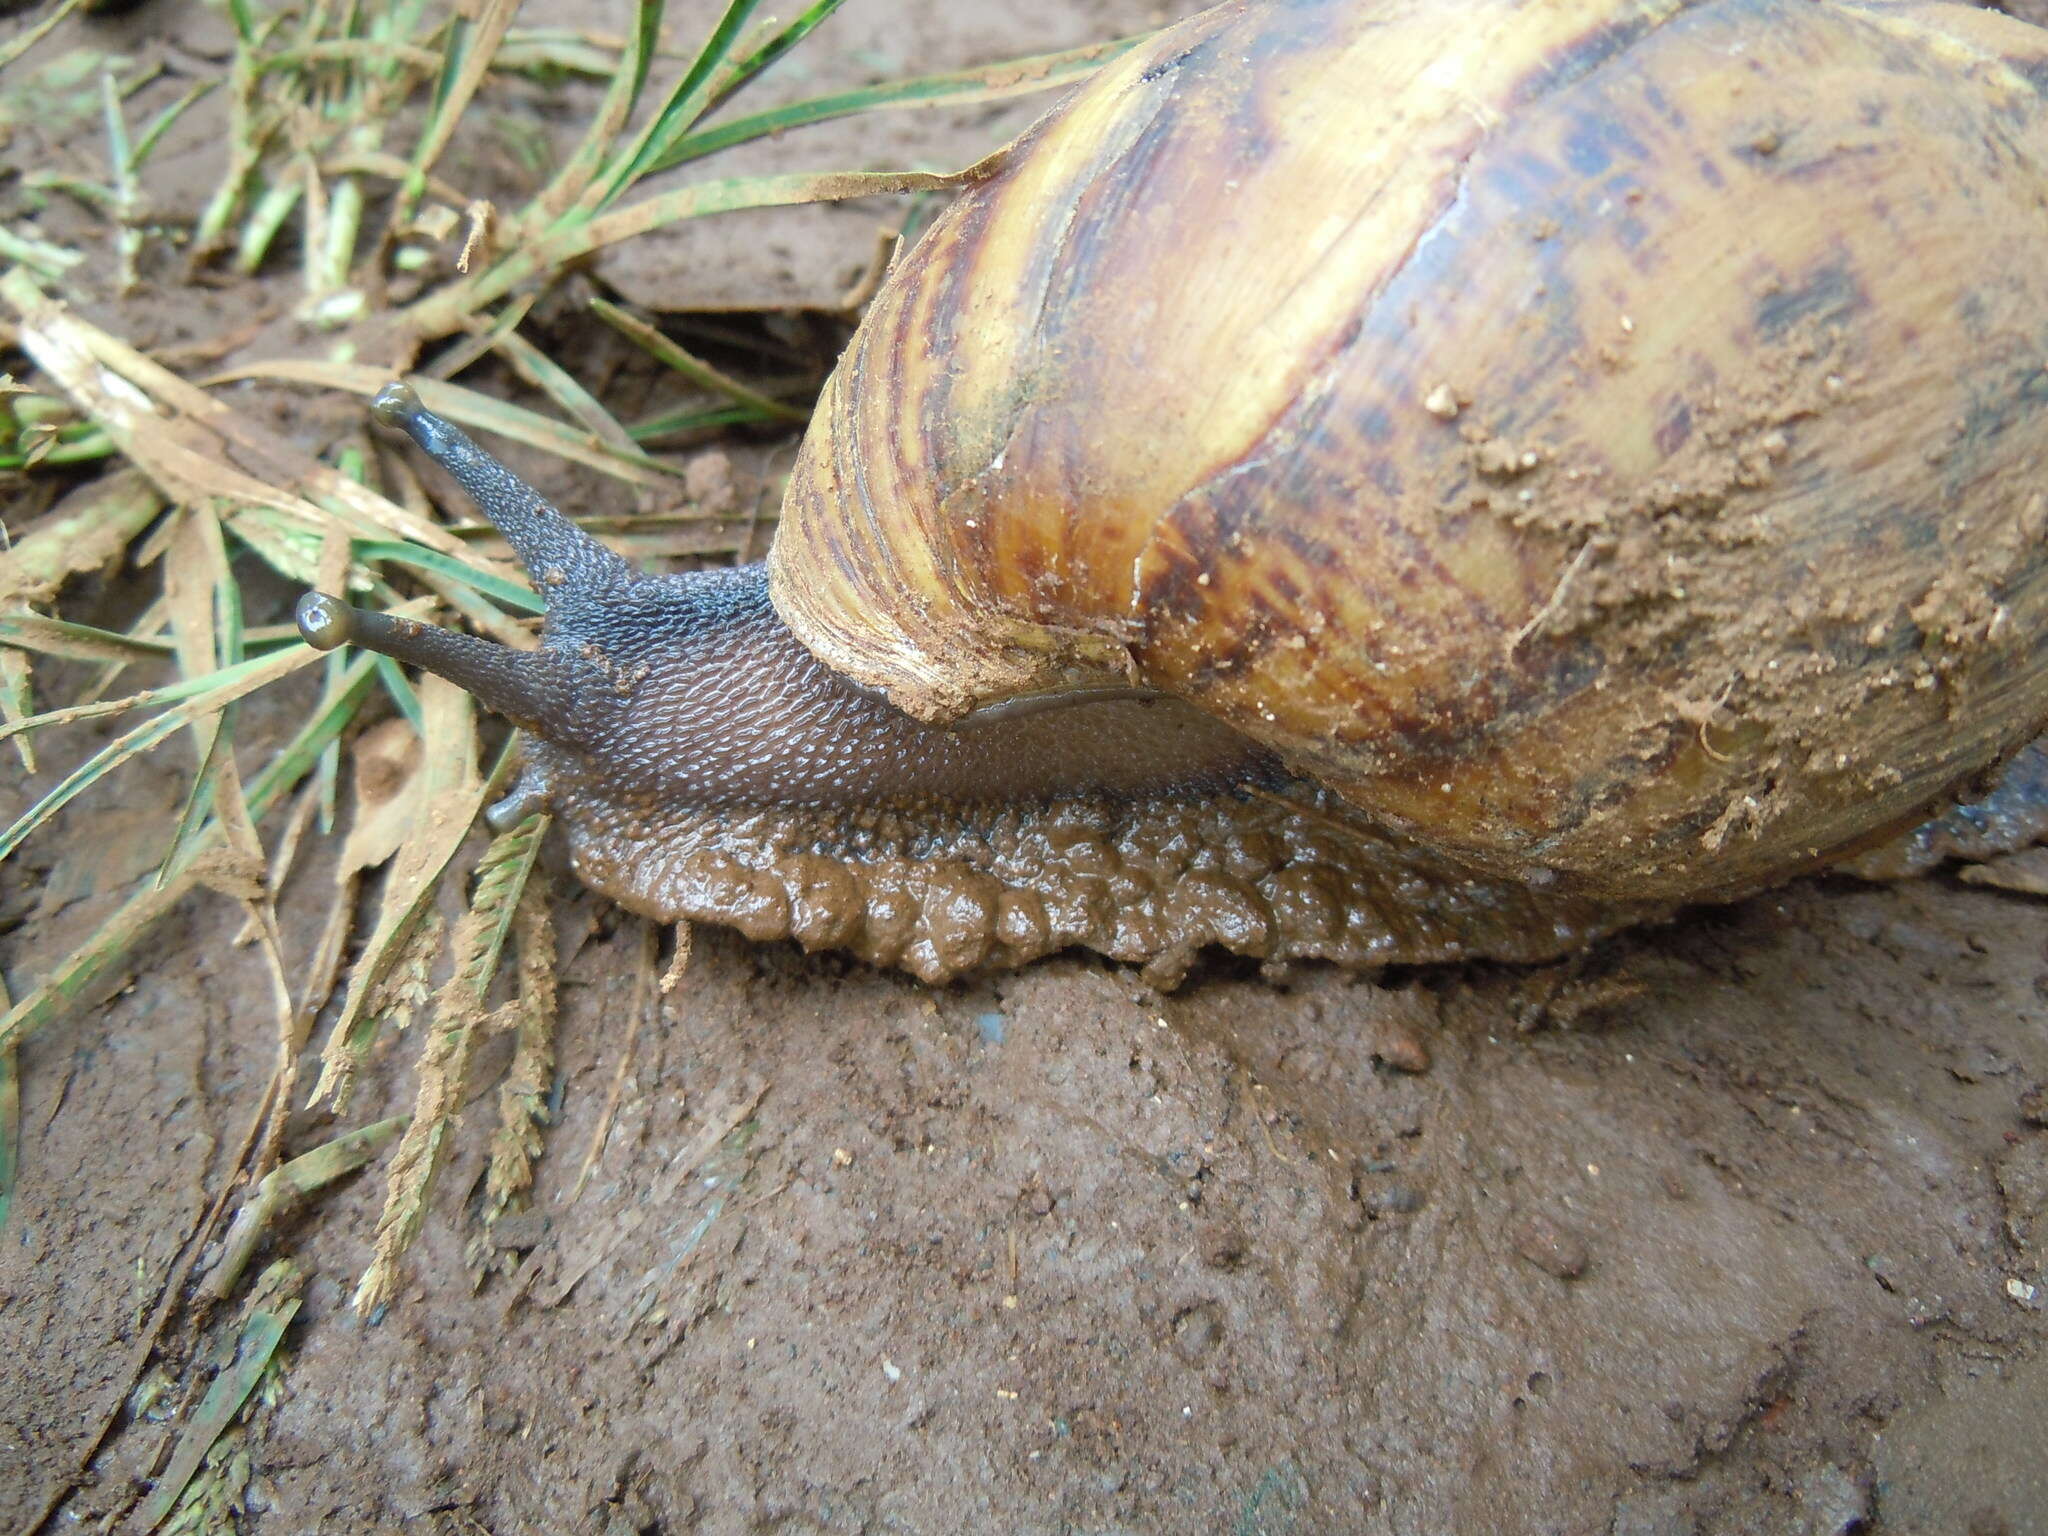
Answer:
[3, 2, 2047, 1534]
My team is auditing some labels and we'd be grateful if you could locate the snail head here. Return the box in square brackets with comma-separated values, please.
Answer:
[297, 384, 1275, 838]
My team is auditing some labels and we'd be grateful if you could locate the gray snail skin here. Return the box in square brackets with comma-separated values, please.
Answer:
[301, 0, 2048, 984]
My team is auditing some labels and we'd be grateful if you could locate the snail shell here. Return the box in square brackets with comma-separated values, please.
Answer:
[303, 0, 2048, 985]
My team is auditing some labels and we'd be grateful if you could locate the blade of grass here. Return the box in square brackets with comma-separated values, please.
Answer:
[580, 0, 768, 215]
[490, 328, 645, 456]
[309, 675, 488, 1109]
[486, 874, 556, 1222]
[0, 654, 377, 1056]
[0, 649, 34, 774]
[527, 0, 667, 224]
[0, 0, 84, 70]
[567, 164, 985, 259]
[208, 359, 679, 486]
[136, 1262, 303, 1532]
[236, 171, 306, 275]
[2, 268, 519, 584]
[404, 159, 984, 340]
[628, 400, 784, 440]
[0, 470, 164, 607]
[589, 297, 807, 423]
[204, 1116, 407, 1301]
[350, 541, 543, 614]
[695, 0, 846, 122]
[0, 612, 176, 664]
[652, 34, 1145, 172]
[99, 68, 142, 293]
[130, 78, 218, 171]
[398, 0, 521, 215]
[0, 224, 86, 280]
[0, 645, 318, 866]
[352, 807, 549, 1315]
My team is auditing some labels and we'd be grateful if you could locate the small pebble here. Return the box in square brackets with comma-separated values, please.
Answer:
[1512, 1212, 1590, 1279]
[1372, 988, 1437, 1073]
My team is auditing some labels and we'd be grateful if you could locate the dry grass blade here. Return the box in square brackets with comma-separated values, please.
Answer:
[352, 808, 550, 1316]
[0, 0, 83, 70]
[649, 33, 1145, 172]
[486, 865, 558, 1223]
[310, 674, 485, 1109]
[0, 268, 519, 584]
[590, 298, 806, 423]
[0, 648, 31, 773]
[204, 1116, 407, 1302]
[0, 611, 177, 666]
[0, 468, 163, 607]
[399, 0, 522, 214]
[0, 653, 377, 1056]
[563, 163, 987, 261]
[136, 1260, 303, 1533]
[209, 358, 677, 486]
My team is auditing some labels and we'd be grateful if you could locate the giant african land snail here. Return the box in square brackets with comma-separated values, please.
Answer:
[297, 0, 2048, 985]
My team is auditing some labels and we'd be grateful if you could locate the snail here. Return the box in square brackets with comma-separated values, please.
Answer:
[296, 0, 2048, 986]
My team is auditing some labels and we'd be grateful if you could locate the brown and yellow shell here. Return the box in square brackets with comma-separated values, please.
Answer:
[773, 0, 2048, 909]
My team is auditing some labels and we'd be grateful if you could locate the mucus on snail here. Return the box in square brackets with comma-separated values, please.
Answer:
[297, 0, 2048, 987]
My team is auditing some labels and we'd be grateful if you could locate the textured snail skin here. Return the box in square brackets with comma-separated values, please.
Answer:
[776, 0, 2048, 909]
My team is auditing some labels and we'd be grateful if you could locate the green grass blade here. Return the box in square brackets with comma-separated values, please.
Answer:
[374, 655, 424, 731]
[401, 0, 520, 211]
[137, 1266, 302, 1531]
[130, 80, 218, 171]
[526, 0, 667, 222]
[584, 0, 767, 213]
[699, 0, 847, 121]
[628, 401, 785, 440]
[491, 328, 646, 456]
[352, 541, 543, 614]
[0, 647, 316, 867]
[650, 34, 1144, 173]
[0, 657, 377, 1056]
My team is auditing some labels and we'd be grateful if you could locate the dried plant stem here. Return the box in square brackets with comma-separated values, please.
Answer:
[485, 875, 559, 1221]
[352, 811, 548, 1315]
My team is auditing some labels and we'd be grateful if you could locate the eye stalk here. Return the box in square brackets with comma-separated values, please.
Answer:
[293, 588, 574, 732]
[291, 381, 619, 733]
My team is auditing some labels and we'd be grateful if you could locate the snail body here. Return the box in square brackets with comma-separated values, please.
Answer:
[301, 0, 2048, 984]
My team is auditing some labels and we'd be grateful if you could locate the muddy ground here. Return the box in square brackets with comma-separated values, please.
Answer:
[3, 1, 2048, 1533]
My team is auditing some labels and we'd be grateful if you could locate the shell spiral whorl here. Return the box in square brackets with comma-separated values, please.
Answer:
[773, 0, 2048, 906]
